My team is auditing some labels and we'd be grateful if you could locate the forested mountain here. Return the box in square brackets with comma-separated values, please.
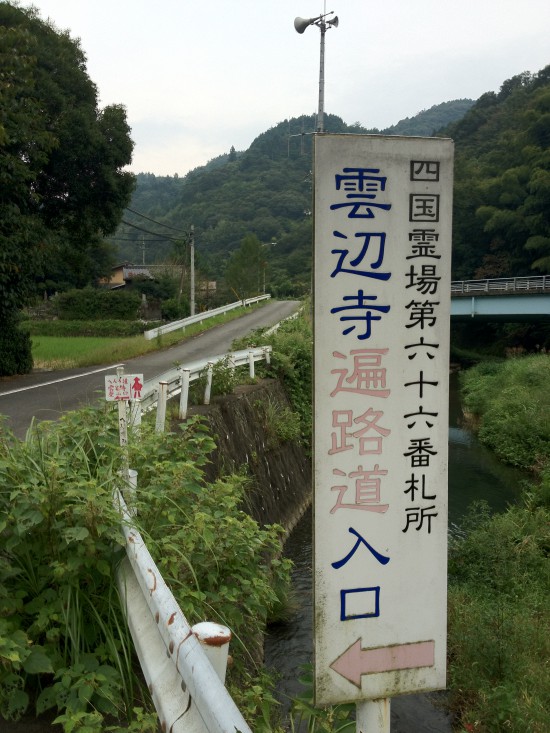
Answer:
[447, 67, 550, 279]
[114, 113, 365, 296]
[369, 99, 475, 137]
[112, 73, 550, 295]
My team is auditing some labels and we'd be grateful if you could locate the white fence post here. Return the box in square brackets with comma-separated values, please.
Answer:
[179, 368, 190, 420]
[155, 381, 168, 433]
[204, 363, 213, 405]
[191, 622, 231, 682]
[248, 350, 255, 379]
[129, 398, 142, 433]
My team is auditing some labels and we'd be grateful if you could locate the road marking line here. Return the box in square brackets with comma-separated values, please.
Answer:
[0, 364, 125, 397]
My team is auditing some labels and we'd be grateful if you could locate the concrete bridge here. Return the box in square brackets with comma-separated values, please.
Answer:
[451, 275, 550, 322]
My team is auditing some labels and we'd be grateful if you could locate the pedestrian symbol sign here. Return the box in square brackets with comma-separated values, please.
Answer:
[105, 374, 144, 401]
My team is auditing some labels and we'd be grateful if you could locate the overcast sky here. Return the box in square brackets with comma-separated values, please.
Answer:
[22, 0, 550, 177]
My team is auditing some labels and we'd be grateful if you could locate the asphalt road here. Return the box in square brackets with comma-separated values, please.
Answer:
[0, 300, 301, 439]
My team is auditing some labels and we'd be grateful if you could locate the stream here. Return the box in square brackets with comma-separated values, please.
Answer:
[264, 373, 526, 730]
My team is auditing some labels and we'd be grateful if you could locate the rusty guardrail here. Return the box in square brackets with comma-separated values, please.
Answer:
[115, 482, 252, 733]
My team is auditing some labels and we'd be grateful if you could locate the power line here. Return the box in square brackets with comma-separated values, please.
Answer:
[120, 219, 181, 243]
[125, 207, 189, 234]
[109, 237, 172, 243]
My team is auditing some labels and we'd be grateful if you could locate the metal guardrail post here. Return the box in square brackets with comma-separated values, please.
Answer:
[179, 368, 191, 420]
[116, 489, 252, 733]
[248, 351, 255, 379]
[204, 363, 213, 405]
[191, 622, 231, 681]
[155, 381, 168, 433]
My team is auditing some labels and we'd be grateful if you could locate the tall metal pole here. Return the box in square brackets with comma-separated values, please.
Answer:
[190, 225, 195, 317]
[317, 18, 326, 132]
[294, 10, 337, 133]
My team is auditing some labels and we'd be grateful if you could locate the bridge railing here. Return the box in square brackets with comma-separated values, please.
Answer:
[451, 275, 550, 295]
[143, 294, 271, 340]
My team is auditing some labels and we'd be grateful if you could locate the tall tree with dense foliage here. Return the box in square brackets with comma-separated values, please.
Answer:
[224, 234, 263, 299]
[0, 3, 135, 374]
[448, 66, 550, 279]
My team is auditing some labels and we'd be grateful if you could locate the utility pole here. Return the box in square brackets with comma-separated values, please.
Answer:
[190, 225, 195, 317]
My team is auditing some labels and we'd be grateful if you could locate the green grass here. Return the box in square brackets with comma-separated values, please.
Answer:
[30, 305, 265, 369]
[32, 335, 160, 369]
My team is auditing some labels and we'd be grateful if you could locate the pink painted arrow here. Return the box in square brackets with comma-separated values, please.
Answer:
[330, 639, 435, 687]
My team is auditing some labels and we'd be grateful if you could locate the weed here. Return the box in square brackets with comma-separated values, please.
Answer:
[254, 397, 302, 448]
[447, 361, 550, 733]
[0, 410, 292, 731]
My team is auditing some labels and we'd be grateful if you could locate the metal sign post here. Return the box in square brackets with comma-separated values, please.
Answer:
[313, 134, 454, 726]
[105, 368, 144, 483]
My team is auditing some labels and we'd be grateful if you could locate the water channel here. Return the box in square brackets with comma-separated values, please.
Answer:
[264, 373, 526, 731]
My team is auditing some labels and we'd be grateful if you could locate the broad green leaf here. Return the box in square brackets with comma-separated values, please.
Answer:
[23, 647, 54, 674]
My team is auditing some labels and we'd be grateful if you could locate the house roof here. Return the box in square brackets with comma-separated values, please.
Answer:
[122, 266, 153, 280]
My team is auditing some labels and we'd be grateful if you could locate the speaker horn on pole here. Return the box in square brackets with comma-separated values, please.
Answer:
[294, 16, 314, 34]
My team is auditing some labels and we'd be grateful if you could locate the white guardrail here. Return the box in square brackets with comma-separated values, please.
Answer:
[126, 345, 272, 433]
[450, 275, 550, 295]
[116, 480, 252, 733]
[113, 345, 274, 730]
[143, 294, 271, 340]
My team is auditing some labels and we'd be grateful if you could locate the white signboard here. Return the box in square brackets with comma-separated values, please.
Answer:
[105, 374, 144, 402]
[313, 134, 454, 705]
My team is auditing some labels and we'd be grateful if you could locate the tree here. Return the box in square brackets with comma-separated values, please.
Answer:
[0, 4, 135, 374]
[224, 234, 263, 300]
[448, 65, 550, 279]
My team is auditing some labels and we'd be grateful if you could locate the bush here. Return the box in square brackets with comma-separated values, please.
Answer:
[0, 409, 291, 731]
[448, 356, 550, 731]
[56, 288, 141, 321]
[233, 305, 312, 447]
[460, 355, 550, 469]
[160, 297, 189, 321]
[0, 313, 33, 375]
[23, 319, 160, 338]
[448, 499, 550, 732]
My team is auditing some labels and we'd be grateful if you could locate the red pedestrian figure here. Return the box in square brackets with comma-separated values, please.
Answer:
[132, 376, 143, 399]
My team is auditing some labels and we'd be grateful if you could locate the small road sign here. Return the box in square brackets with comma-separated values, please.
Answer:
[105, 374, 144, 402]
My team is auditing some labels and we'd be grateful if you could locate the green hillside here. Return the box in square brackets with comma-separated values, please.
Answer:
[110, 73, 550, 297]
[447, 67, 550, 279]
[373, 99, 475, 137]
